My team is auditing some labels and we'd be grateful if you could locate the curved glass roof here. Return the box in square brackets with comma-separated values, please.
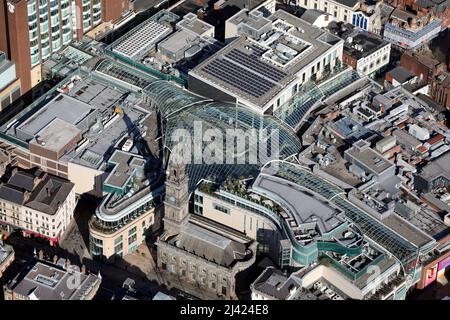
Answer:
[95, 59, 302, 191]
[262, 160, 421, 271]
[96, 59, 156, 89]
[166, 102, 302, 191]
[96, 59, 209, 117]
[143, 81, 209, 117]
[273, 69, 362, 130]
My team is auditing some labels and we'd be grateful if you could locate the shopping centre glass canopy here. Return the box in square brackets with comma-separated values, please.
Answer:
[95, 59, 302, 191]
[274, 68, 362, 130]
[262, 160, 423, 271]
[165, 102, 302, 191]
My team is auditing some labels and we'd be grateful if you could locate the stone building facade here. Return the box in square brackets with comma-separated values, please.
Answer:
[156, 161, 256, 299]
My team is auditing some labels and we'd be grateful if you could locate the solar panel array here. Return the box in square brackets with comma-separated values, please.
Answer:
[248, 45, 266, 57]
[201, 48, 288, 99]
[204, 60, 275, 98]
[227, 49, 287, 82]
[112, 20, 171, 59]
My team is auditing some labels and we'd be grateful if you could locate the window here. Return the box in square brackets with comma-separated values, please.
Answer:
[114, 242, 123, 253]
[128, 226, 137, 236]
[213, 204, 230, 214]
[194, 194, 203, 203]
[128, 234, 137, 245]
[1, 97, 10, 109]
[194, 204, 203, 215]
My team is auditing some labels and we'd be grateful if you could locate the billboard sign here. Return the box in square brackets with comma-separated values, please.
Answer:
[438, 256, 450, 271]
[424, 264, 438, 287]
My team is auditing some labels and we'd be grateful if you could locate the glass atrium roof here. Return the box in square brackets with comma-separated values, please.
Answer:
[95, 59, 302, 191]
[262, 160, 424, 271]
[274, 69, 362, 130]
[166, 102, 302, 191]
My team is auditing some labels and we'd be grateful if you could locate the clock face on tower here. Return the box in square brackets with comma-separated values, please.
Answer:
[168, 195, 176, 204]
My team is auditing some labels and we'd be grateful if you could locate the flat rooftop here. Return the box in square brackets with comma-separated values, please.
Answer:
[177, 12, 214, 35]
[104, 150, 146, 190]
[112, 19, 172, 59]
[345, 140, 395, 175]
[344, 31, 389, 60]
[380, 213, 435, 248]
[110, 10, 179, 60]
[418, 151, 450, 181]
[29, 118, 81, 153]
[5, 68, 153, 170]
[15, 94, 93, 140]
[6, 258, 101, 300]
[190, 9, 342, 108]
[329, 116, 372, 140]
[253, 173, 345, 233]
[158, 28, 201, 55]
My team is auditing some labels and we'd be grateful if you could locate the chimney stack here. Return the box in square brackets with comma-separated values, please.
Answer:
[38, 250, 44, 260]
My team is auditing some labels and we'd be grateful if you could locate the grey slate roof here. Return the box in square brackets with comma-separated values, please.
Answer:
[26, 175, 74, 215]
[0, 242, 14, 266]
[8, 171, 36, 191]
[6, 258, 101, 300]
[388, 66, 414, 84]
[168, 222, 250, 268]
[252, 267, 301, 300]
[0, 169, 74, 215]
[0, 185, 26, 205]
[334, 0, 359, 8]
[300, 9, 328, 24]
